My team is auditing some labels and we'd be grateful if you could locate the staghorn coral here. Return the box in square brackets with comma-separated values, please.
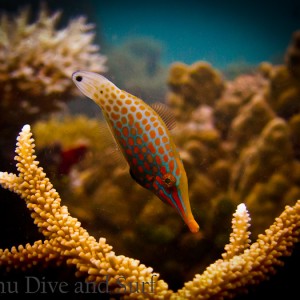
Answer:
[221, 203, 251, 261]
[0, 6, 106, 148]
[0, 124, 169, 298]
[177, 201, 300, 299]
[0, 125, 300, 299]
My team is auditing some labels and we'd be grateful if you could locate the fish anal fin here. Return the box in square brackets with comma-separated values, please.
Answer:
[150, 103, 176, 131]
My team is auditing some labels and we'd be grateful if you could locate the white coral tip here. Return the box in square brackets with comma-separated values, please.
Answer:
[22, 124, 31, 133]
[236, 203, 247, 215]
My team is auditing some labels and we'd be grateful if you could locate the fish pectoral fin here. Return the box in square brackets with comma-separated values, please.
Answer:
[99, 115, 127, 169]
[150, 103, 176, 131]
[109, 145, 128, 169]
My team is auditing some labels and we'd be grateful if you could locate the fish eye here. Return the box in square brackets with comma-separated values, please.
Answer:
[75, 75, 82, 82]
[162, 173, 176, 188]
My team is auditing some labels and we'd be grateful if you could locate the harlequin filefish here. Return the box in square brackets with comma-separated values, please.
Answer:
[72, 71, 199, 233]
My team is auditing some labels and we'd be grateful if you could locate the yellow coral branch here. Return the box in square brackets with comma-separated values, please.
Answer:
[0, 125, 299, 299]
[0, 125, 170, 299]
[222, 203, 251, 260]
[0, 240, 63, 272]
[176, 200, 299, 299]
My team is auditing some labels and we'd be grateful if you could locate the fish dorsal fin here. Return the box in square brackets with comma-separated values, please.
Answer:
[99, 117, 128, 169]
[150, 103, 176, 130]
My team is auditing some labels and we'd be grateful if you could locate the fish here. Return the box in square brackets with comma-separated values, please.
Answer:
[72, 71, 199, 233]
[36, 143, 88, 176]
[59, 144, 88, 175]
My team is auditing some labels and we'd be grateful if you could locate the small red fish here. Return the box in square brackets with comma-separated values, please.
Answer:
[59, 144, 88, 175]
[37, 143, 88, 176]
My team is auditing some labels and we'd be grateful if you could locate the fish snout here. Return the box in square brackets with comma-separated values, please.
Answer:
[168, 187, 199, 233]
[185, 217, 199, 233]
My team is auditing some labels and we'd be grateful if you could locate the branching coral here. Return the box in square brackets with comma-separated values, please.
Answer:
[0, 6, 106, 146]
[0, 125, 299, 299]
[221, 203, 251, 260]
[0, 125, 169, 298]
[177, 201, 299, 299]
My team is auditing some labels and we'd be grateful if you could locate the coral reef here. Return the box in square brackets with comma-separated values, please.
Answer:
[0, 125, 169, 298]
[0, 125, 299, 299]
[167, 61, 224, 121]
[23, 31, 300, 291]
[285, 30, 300, 77]
[161, 32, 300, 244]
[33, 115, 106, 154]
[0, 5, 106, 150]
[265, 64, 300, 119]
[31, 115, 121, 193]
[1, 14, 300, 297]
[263, 30, 300, 120]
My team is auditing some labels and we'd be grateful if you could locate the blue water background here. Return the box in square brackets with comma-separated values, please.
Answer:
[96, 0, 300, 68]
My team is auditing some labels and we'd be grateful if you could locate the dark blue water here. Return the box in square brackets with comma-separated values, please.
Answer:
[2, 0, 300, 68]
[96, 0, 300, 68]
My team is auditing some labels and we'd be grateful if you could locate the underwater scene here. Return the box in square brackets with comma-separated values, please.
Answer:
[0, 0, 300, 299]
